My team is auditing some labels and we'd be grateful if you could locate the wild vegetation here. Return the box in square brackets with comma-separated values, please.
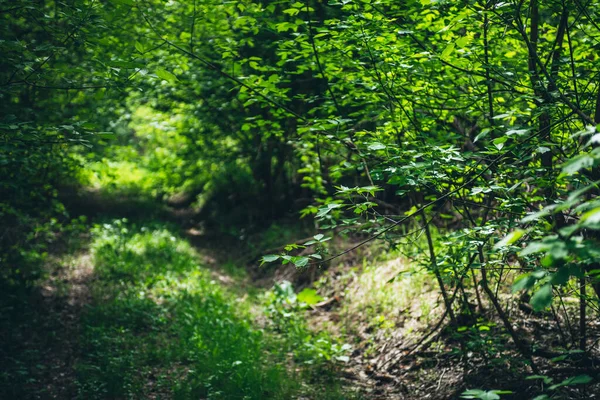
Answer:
[1, 0, 600, 398]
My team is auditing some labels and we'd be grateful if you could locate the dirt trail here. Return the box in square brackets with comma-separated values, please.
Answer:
[38, 256, 94, 399]
[0, 249, 95, 399]
[1, 192, 463, 399]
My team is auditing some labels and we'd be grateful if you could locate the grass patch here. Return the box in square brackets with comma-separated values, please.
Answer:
[75, 219, 356, 399]
[342, 257, 436, 328]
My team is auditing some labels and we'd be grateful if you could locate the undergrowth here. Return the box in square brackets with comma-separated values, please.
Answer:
[75, 219, 356, 399]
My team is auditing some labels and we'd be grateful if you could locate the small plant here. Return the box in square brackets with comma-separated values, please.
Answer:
[264, 281, 351, 368]
[461, 389, 512, 400]
[526, 374, 593, 399]
[261, 234, 331, 268]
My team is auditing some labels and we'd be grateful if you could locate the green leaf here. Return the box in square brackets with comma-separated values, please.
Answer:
[110, 0, 135, 6]
[474, 128, 490, 143]
[135, 41, 145, 53]
[558, 224, 579, 237]
[460, 389, 501, 400]
[581, 207, 600, 227]
[95, 132, 115, 139]
[284, 243, 304, 251]
[506, 128, 529, 136]
[291, 256, 309, 268]
[304, 233, 330, 245]
[520, 240, 552, 256]
[297, 288, 324, 305]
[530, 284, 553, 311]
[455, 35, 472, 48]
[512, 274, 535, 292]
[316, 203, 343, 218]
[494, 229, 525, 249]
[367, 142, 386, 151]
[537, 146, 551, 154]
[280, 255, 292, 265]
[261, 254, 280, 264]
[493, 136, 507, 150]
[521, 205, 557, 223]
[562, 154, 595, 175]
[563, 374, 593, 385]
[283, 8, 300, 16]
[549, 374, 593, 390]
[107, 60, 144, 69]
[155, 68, 178, 83]
[441, 42, 455, 59]
[551, 350, 584, 362]
[551, 266, 572, 285]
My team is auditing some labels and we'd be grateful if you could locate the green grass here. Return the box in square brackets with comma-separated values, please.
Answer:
[75, 219, 356, 399]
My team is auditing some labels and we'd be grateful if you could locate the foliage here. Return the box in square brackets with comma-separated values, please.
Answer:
[2, 0, 600, 396]
[264, 280, 351, 367]
[461, 389, 512, 400]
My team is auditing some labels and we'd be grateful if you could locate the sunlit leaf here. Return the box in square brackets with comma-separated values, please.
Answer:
[530, 284, 552, 311]
[297, 288, 323, 305]
[261, 254, 280, 264]
[494, 229, 525, 249]
[155, 68, 178, 83]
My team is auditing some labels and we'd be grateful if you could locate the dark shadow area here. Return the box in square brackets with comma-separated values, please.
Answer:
[0, 234, 93, 399]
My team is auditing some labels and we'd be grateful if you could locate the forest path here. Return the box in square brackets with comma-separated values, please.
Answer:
[2, 204, 363, 399]
[3, 189, 428, 399]
[37, 252, 96, 398]
[1, 247, 96, 399]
